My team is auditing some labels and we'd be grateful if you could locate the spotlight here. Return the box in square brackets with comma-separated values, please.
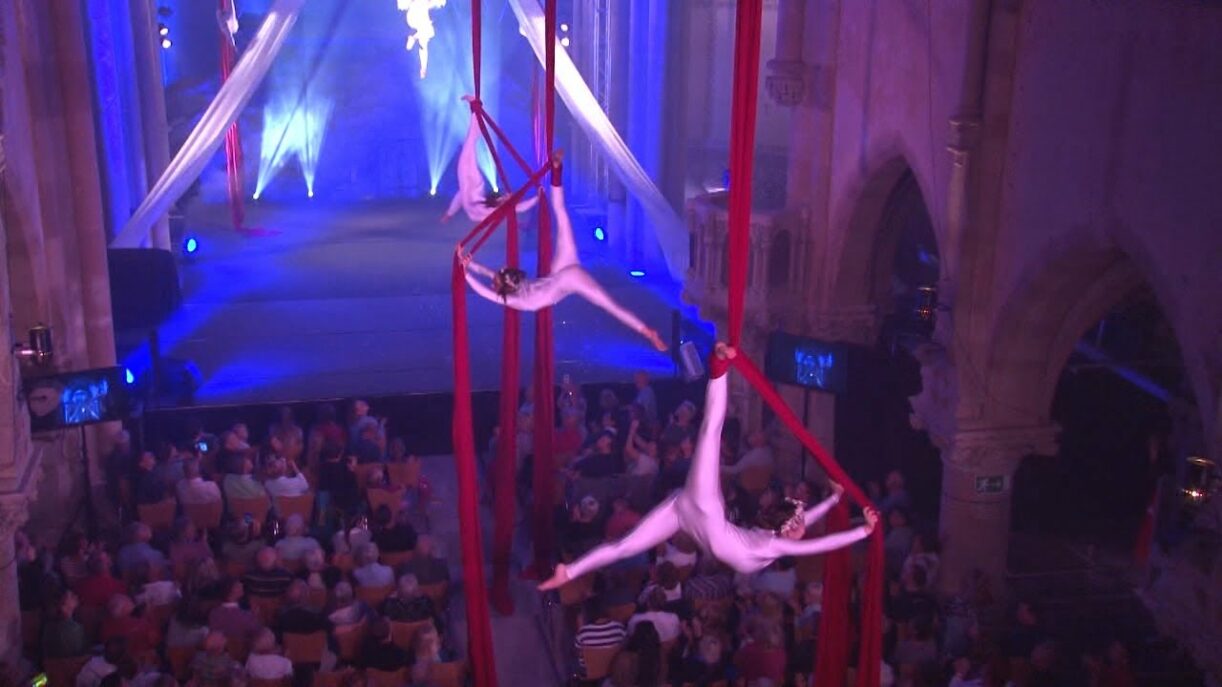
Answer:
[183, 236, 199, 256]
[560, 37, 571, 48]
[915, 285, 937, 322]
[429, 188, 437, 197]
[252, 192, 260, 200]
[161, 38, 172, 49]
[158, 23, 169, 36]
[560, 23, 569, 32]
[629, 270, 645, 278]
[13, 324, 54, 366]
[307, 190, 314, 198]
[125, 368, 135, 385]
[593, 226, 606, 242]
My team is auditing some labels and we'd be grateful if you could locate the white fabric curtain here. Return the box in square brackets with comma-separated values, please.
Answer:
[112, 0, 306, 248]
[508, 0, 688, 279]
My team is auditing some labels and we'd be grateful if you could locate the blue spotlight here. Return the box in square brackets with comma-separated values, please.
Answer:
[125, 368, 135, 385]
[183, 236, 199, 255]
[593, 226, 606, 242]
[629, 269, 646, 278]
[429, 187, 437, 197]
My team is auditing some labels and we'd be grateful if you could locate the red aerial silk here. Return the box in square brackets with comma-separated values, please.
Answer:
[218, 0, 245, 230]
[722, 2, 883, 685]
[491, 209, 521, 616]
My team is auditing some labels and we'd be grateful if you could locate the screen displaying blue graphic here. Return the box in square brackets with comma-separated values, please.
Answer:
[25, 367, 131, 432]
[765, 332, 848, 394]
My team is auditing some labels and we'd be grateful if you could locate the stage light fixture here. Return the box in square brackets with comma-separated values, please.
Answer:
[161, 38, 172, 49]
[158, 23, 169, 36]
[183, 236, 199, 255]
[560, 37, 570, 48]
[125, 368, 136, 385]
[429, 188, 438, 197]
[629, 270, 645, 278]
[593, 226, 606, 242]
[560, 23, 569, 32]
[252, 192, 260, 200]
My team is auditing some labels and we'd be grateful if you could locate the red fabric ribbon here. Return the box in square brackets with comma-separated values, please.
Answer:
[491, 209, 521, 616]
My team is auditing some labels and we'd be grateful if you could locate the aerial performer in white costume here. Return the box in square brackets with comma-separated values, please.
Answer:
[442, 97, 539, 223]
[538, 343, 877, 590]
[398, 0, 447, 79]
[217, 0, 239, 45]
[456, 151, 669, 352]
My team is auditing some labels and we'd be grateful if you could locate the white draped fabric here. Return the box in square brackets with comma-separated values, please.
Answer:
[507, 0, 688, 279]
[112, 0, 305, 248]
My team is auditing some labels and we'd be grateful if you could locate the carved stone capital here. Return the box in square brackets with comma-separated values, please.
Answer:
[765, 59, 808, 108]
[803, 306, 881, 346]
[944, 425, 1060, 473]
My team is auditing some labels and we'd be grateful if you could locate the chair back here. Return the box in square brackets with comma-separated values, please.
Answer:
[354, 464, 384, 491]
[283, 630, 327, 664]
[223, 558, 249, 579]
[44, 656, 89, 687]
[389, 619, 433, 650]
[331, 552, 354, 574]
[738, 466, 773, 494]
[312, 670, 353, 687]
[365, 668, 407, 687]
[276, 493, 315, 522]
[226, 636, 251, 662]
[248, 595, 283, 626]
[228, 495, 270, 524]
[607, 602, 636, 624]
[367, 488, 404, 517]
[333, 622, 367, 662]
[356, 584, 393, 609]
[167, 645, 197, 681]
[138, 499, 177, 533]
[582, 645, 621, 681]
[380, 550, 414, 569]
[419, 581, 449, 610]
[249, 679, 290, 687]
[182, 500, 223, 531]
[428, 661, 467, 687]
[386, 461, 420, 488]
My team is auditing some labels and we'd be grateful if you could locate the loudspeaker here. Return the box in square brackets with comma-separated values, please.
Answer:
[678, 341, 705, 381]
[108, 249, 181, 330]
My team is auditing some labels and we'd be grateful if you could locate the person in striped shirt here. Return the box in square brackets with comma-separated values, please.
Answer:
[575, 598, 626, 675]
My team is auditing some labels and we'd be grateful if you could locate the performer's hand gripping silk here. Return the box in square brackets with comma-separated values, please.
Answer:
[539, 344, 877, 591]
[442, 98, 540, 224]
[456, 153, 668, 353]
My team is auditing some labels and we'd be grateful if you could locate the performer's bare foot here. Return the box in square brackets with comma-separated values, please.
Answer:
[714, 342, 737, 360]
[537, 562, 570, 591]
[644, 328, 668, 352]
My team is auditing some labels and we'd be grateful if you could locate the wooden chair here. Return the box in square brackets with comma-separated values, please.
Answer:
[354, 464, 384, 492]
[380, 550, 414, 569]
[365, 668, 407, 687]
[606, 602, 636, 624]
[223, 559, 249, 578]
[333, 622, 367, 663]
[276, 493, 315, 522]
[249, 679, 290, 687]
[389, 619, 433, 650]
[137, 499, 177, 533]
[738, 466, 773, 495]
[44, 656, 90, 687]
[428, 661, 467, 687]
[249, 595, 283, 626]
[182, 499, 223, 531]
[283, 630, 327, 664]
[356, 584, 394, 609]
[386, 461, 420, 489]
[167, 645, 198, 681]
[581, 645, 621, 681]
[226, 637, 251, 662]
[312, 670, 354, 687]
[228, 495, 270, 523]
[367, 488, 404, 518]
[331, 552, 355, 575]
[419, 581, 450, 610]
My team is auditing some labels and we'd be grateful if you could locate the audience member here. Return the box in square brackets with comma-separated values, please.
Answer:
[574, 598, 626, 676]
[371, 505, 418, 554]
[42, 589, 88, 659]
[77, 638, 127, 687]
[222, 453, 271, 506]
[352, 543, 394, 588]
[275, 514, 322, 565]
[402, 535, 449, 585]
[264, 457, 310, 499]
[99, 594, 160, 657]
[629, 588, 682, 643]
[116, 523, 166, 579]
[176, 459, 221, 505]
[74, 551, 126, 610]
[189, 631, 241, 686]
[243, 547, 294, 598]
[361, 618, 412, 671]
[207, 577, 262, 643]
[245, 629, 294, 680]
[276, 580, 332, 637]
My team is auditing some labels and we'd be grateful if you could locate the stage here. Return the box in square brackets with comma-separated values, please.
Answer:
[128, 197, 706, 406]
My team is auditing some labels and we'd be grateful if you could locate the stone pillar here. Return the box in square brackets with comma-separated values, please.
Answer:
[937, 426, 1058, 597]
[130, 0, 172, 250]
[0, 493, 31, 666]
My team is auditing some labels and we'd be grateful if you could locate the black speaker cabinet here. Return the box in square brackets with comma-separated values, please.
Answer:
[107, 249, 181, 331]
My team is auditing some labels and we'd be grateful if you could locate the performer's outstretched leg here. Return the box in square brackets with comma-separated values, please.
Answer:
[685, 358, 731, 506]
[566, 269, 667, 351]
[548, 183, 579, 272]
[539, 496, 681, 590]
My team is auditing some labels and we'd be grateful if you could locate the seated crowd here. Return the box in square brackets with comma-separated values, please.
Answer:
[18, 401, 464, 687]
[538, 373, 1138, 687]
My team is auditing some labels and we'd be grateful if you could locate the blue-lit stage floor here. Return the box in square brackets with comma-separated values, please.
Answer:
[147, 198, 706, 405]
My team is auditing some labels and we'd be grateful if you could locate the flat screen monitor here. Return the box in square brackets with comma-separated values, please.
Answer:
[24, 366, 130, 432]
[764, 331, 849, 394]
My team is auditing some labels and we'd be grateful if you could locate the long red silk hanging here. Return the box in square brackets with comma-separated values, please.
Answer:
[219, 0, 244, 230]
[814, 502, 852, 687]
[721, 1, 881, 684]
[491, 209, 521, 616]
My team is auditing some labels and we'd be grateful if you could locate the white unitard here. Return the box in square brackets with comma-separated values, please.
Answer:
[443, 110, 540, 223]
[463, 184, 654, 340]
[564, 373, 872, 578]
[400, 0, 447, 78]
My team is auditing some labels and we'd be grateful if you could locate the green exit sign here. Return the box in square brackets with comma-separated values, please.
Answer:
[975, 475, 1006, 494]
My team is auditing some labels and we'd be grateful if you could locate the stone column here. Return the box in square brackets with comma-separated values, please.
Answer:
[937, 426, 1058, 597]
[130, 0, 171, 249]
[0, 493, 31, 666]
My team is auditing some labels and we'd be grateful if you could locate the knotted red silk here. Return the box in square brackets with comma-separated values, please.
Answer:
[218, 0, 245, 230]
[722, 1, 883, 685]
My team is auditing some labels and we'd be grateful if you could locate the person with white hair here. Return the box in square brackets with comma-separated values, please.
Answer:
[352, 543, 394, 588]
[274, 514, 321, 564]
[327, 581, 368, 626]
[245, 628, 293, 680]
[264, 457, 310, 499]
